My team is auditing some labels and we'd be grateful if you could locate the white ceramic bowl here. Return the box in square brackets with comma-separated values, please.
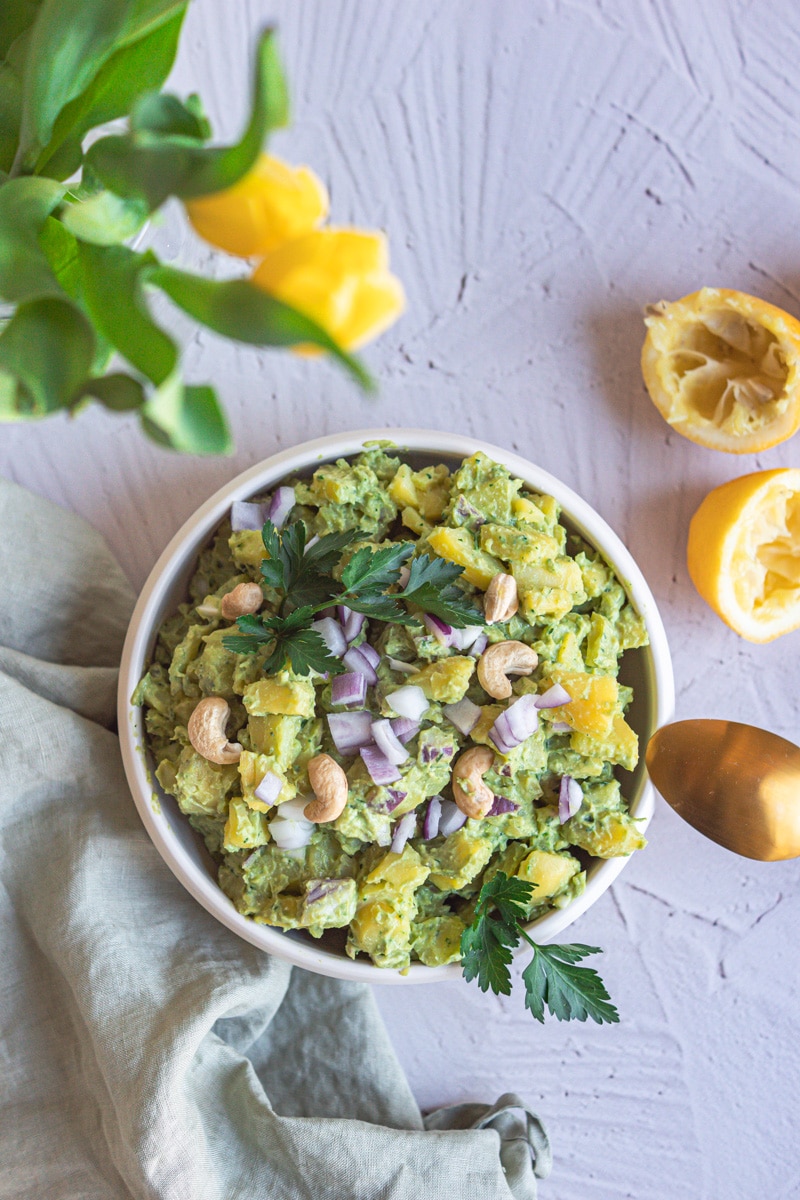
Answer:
[118, 429, 674, 983]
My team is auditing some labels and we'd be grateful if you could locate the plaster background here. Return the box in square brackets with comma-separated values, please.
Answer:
[3, 3, 798, 1195]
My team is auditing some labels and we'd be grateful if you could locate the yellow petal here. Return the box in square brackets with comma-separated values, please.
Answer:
[186, 154, 329, 258]
[252, 228, 405, 351]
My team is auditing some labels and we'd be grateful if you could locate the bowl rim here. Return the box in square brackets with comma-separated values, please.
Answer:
[118, 428, 674, 984]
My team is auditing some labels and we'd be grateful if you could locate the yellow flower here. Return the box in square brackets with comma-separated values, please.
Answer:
[251, 228, 405, 351]
[185, 154, 329, 257]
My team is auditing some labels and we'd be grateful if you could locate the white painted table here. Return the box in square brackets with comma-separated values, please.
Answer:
[4, 2, 799, 1195]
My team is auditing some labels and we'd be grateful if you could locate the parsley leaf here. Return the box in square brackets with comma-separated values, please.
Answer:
[339, 542, 415, 594]
[460, 911, 517, 995]
[222, 605, 345, 676]
[259, 520, 286, 591]
[521, 944, 619, 1025]
[284, 529, 354, 609]
[222, 518, 488, 676]
[460, 872, 619, 1025]
[398, 554, 485, 628]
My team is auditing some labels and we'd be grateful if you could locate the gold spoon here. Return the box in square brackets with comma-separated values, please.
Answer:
[645, 719, 800, 861]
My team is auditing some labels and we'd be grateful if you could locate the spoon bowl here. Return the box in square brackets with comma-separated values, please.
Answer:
[646, 719, 800, 861]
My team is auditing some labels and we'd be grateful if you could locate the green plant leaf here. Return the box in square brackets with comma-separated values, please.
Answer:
[141, 376, 232, 455]
[78, 242, 174, 382]
[61, 189, 148, 245]
[0, 2, 43, 62]
[131, 91, 208, 140]
[76, 371, 145, 411]
[116, 0, 187, 48]
[34, 6, 187, 176]
[38, 214, 80, 297]
[76, 241, 230, 453]
[149, 266, 373, 389]
[0, 295, 94, 417]
[0, 176, 65, 303]
[86, 28, 289, 209]
[15, 0, 130, 171]
[0, 62, 23, 175]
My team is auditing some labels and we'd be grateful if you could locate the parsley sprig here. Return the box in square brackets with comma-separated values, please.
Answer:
[461, 872, 619, 1024]
[222, 518, 484, 675]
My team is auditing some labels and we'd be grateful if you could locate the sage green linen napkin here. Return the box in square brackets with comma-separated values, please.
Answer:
[0, 478, 552, 1200]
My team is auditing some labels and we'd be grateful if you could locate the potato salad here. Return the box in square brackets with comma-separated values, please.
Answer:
[134, 448, 649, 971]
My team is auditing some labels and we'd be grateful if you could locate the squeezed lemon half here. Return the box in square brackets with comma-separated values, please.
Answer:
[688, 468, 800, 642]
[642, 288, 800, 453]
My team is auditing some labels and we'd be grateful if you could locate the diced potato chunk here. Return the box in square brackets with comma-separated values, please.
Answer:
[513, 558, 586, 620]
[544, 669, 620, 738]
[427, 526, 503, 589]
[223, 796, 271, 851]
[571, 714, 639, 771]
[244, 678, 316, 717]
[409, 656, 475, 703]
[480, 524, 561, 565]
[517, 849, 579, 899]
[564, 810, 646, 857]
[247, 714, 303, 767]
[229, 530, 265, 568]
[238, 751, 295, 811]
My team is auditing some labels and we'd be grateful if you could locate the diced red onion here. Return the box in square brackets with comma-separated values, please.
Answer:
[277, 796, 314, 822]
[327, 711, 373, 754]
[254, 770, 283, 806]
[387, 657, 417, 675]
[331, 672, 367, 709]
[306, 879, 343, 904]
[359, 642, 380, 669]
[390, 811, 416, 854]
[338, 606, 366, 644]
[559, 775, 583, 823]
[550, 720, 573, 734]
[374, 823, 392, 847]
[488, 795, 519, 816]
[438, 799, 467, 836]
[385, 685, 428, 722]
[422, 613, 454, 645]
[535, 683, 572, 709]
[268, 813, 312, 850]
[343, 645, 378, 685]
[454, 495, 486, 528]
[449, 625, 484, 652]
[386, 788, 407, 812]
[371, 718, 409, 765]
[268, 486, 295, 530]
[230, 500, 266, 531]
[398, 565, 411, 588]
[469, 633, 488, 658]
[489, 695, 539, 754]
[360, 744, 402, 785]
[423, 796, 442, 839]
[311, 617, 347, 658]
[304, 534, 320, 553]
[443, 696, 482, 735]
[390, 717, 420, 743]
[421, 739, 454, 764]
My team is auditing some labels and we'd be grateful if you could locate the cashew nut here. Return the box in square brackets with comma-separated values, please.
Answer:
[477, 640, 538, 700]
[452, 745, 495, 819]
[220, 582, 263, 621]
[304, 753, 349, 823]
[484, 572, 519, 624]
[187, 696, 242, 764]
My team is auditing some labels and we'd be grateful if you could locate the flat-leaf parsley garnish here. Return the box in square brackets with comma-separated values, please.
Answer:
[222, 518, 485, 674]
[461, 872, 619, 1025]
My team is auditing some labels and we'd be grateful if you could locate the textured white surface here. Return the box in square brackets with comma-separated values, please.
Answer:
[4, 2, 800, 1195]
